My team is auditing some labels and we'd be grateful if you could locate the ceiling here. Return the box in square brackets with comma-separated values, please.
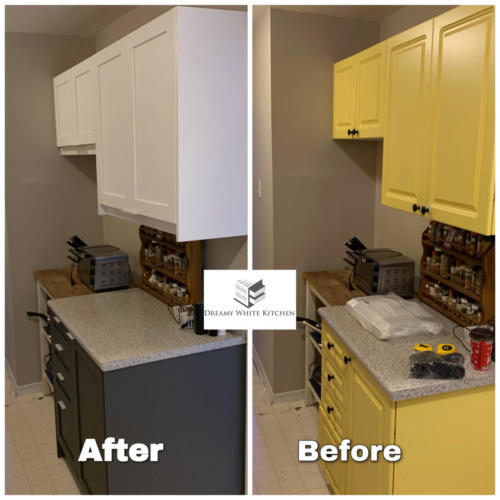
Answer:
[272, 5, 404, 23]
[5, 5, 136, 36]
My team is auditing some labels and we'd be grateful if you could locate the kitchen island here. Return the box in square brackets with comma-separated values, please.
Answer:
[316, 302, 494, 495]
[46, 288, 246, 495]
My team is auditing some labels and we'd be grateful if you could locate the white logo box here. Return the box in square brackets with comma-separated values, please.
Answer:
[204, 270, 297, 330]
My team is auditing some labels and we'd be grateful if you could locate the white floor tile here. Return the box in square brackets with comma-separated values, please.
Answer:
[252, 361, 331, 495]
[5, 378, 80, 495]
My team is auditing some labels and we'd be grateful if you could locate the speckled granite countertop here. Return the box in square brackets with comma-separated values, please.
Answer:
[318, 302, 494, 401]
[48, 288, 246, 372]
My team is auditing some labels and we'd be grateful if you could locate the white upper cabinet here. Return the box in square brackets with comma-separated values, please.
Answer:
[53, 7, 247, 241]
[53, 58, 97, 154]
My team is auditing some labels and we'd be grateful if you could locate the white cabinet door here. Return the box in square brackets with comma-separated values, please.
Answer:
[54, 71, 76, 146]
[125, 15, 177, 225]
[94, 42, 135, 212]
[73, 64, 96, 146]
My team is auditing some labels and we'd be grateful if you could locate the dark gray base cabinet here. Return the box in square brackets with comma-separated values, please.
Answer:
[49, 309, 246, 494]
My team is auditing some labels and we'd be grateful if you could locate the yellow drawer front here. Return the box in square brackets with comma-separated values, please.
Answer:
[319, 406, 346, 494]
[322, 385, 346, 437]
[322, 323, 350, 375]
[322, 357, 346, 411]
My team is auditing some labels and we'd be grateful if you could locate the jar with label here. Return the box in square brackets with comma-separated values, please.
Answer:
[464, 267, 473, 290]
[470, 233, 477, 255]
[440, 254, 450, 276]
[473, 268, 484, 295]
[464, 232, 471, 250]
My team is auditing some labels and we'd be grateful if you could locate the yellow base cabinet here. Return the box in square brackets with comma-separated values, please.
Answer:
[333, 42, 386, 140]
[320, 322, 495, 495]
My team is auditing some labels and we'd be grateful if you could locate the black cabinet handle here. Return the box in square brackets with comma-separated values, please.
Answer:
[421, 206, 429, 215]
[327, 374, 334, 382]
[353, 129, 359, 136]
[412, 203, 420, 213]
[327, 342, 334, 350]
[327, 406, 334, 414]
[347, 129, 353, 135]
[344, 356, 352, 365]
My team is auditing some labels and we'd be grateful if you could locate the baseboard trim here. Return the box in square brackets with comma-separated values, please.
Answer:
[252, 345, 273, 404]
[253, 345, 304, 404]
[5, 361, 43, 397]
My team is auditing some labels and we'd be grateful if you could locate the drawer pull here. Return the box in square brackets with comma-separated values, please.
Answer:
[327, 374, 334, 381]
[55, 343, 64, 352]
[327, 342, 334, 350]
[65, 331, 75, 341]
[344, 356, 352, 365]
[56, 372, 65, 382]
[58, 400, 67, 411]
[327, 406, 334, 414]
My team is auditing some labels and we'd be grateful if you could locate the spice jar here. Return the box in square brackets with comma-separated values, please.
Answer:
[464, 267, 473, 290]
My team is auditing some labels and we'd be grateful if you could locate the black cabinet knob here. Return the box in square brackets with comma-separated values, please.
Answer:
[327, 406, 334, 414]
[412, 203, 420, 213]
[327, 342, 334, 350]
[344, 356, 352, 365]
[353, 129, 359, 136]
[347, 129, 353, 135]
[421, 206, 429, 215]
[327, 374, 334, 381]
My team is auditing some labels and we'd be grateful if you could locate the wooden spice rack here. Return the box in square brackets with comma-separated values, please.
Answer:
[139, 225, 202, 306]
[418, 223, 494, 327]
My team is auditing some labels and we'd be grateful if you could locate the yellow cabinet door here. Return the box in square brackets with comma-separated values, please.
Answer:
[345, 360, 395, 495]
[381, 20, 433, 214]
[333, 56, 356, 139]
[426, 6, 495, 235]
[357, 42, 386, 139]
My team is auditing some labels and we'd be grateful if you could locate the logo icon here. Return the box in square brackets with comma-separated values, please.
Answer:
[234, 279, 266, 308]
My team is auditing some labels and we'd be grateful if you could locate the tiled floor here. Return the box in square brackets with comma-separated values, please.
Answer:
[252, 364, 331, 495]
[5, 378, 80, 495]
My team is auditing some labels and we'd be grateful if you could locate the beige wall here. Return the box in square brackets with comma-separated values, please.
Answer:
[254, 8, 380, 394]
[373, 5, 454, 274]
[252, 6, 275, 387]
[5, 32, 102, 386]
[96, 5, 247, 280]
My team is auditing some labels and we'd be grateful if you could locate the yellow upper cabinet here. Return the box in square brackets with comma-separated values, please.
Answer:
[333, 42, 386, 139]
[381, 6, 495, 235]
[381, 21, 433, 214]
[425, 6, 495, 235]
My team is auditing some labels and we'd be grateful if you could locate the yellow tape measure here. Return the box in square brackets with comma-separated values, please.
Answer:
[414, 343, 433, 352]
[437, 343, 456, 355]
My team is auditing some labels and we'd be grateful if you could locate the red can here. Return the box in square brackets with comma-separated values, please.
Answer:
[470, 327, 494, 371]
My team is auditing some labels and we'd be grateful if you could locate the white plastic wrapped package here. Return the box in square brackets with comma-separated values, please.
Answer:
[345, 293, 443, 340]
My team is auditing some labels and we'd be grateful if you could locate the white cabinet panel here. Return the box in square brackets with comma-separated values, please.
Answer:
[54, 78, 76, 146]
[176, 7, 247, 241]
[74, 68, 95, 143]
